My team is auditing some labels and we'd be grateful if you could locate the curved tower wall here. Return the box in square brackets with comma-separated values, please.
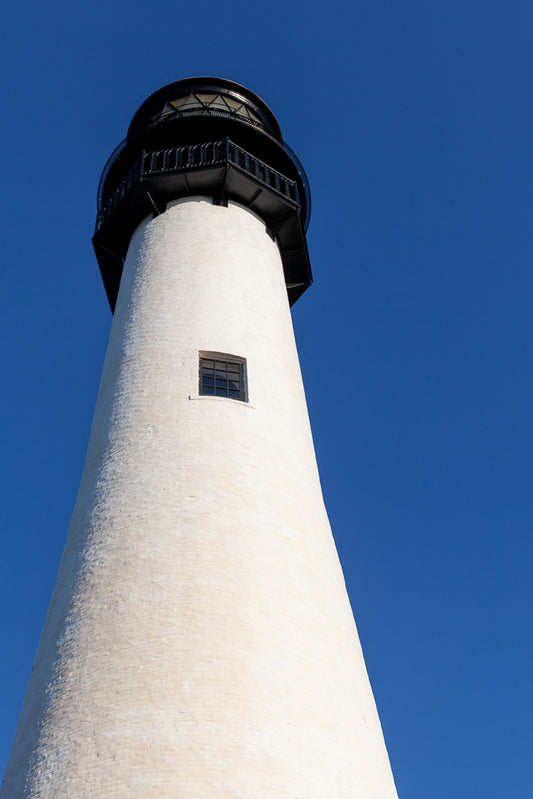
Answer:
[2, 199, 398, 798]
[2, 75, 399, 798]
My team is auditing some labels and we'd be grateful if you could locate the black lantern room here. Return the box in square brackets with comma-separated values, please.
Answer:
[93, 77, 312, 310]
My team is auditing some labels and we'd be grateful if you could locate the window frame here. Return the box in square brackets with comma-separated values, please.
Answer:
[198, 352, 248, 402]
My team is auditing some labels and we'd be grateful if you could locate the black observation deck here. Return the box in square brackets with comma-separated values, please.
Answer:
[93, 77, 312, 311]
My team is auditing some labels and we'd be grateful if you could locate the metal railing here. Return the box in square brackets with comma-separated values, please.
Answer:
[96, 138, 300, 231]
[225, 140, 298, 203]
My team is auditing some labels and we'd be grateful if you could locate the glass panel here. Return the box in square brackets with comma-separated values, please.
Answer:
[202, 376, 214, 386]
[215, 361, 226, 371]
[200, 358, 213, 369]
[202, 385, 215, 395]
[224, 97, 241, 111]
[229, 389, 240, 399]
[216, 378, 227, 388]
[215, 387, 226, 396]
[177, 94, 201, 109]
[195, 93, 217, 103]
[209, 95, 230, 111]
[171, 96, 193, 108]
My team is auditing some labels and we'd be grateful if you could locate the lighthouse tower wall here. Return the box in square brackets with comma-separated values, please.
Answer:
[1, 198, 398, 799]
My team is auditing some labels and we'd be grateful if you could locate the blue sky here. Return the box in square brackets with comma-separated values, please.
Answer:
[1, 1, 532, 796]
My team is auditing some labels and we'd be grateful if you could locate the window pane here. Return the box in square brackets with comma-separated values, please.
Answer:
[175, 94, 200, 109]
[199, 355, 246, 402]
[209, 95, 230, 111]
[196, 93, 217, 103]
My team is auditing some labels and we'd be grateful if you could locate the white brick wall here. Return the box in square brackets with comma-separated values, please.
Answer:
[1, 198, 398, 799]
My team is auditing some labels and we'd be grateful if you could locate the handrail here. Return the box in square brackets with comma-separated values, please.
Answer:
[96, 138, 301, 232]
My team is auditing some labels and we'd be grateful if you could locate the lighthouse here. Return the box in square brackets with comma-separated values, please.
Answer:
[1, 78, 399, 798]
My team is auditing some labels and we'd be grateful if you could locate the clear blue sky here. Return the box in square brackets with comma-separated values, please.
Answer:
[1, 1, 532, 796]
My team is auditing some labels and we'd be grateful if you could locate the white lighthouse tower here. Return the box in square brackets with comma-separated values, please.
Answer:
[1, 78, 399, 799]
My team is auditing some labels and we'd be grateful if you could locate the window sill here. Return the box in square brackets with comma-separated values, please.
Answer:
[188, 395, 255, 408]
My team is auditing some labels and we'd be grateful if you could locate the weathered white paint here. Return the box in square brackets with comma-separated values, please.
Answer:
[1, 198, 398, 799]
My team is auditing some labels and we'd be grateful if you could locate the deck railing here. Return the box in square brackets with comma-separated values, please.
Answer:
[96, 138, 299, 231]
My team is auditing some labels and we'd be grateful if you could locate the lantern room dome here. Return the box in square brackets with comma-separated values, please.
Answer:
[128, 77, 283, 140]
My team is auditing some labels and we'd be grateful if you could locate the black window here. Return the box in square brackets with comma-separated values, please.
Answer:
[199, 355, 247, 401]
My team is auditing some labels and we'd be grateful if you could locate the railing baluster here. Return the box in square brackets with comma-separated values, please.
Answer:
[98, 138, 300, 230]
